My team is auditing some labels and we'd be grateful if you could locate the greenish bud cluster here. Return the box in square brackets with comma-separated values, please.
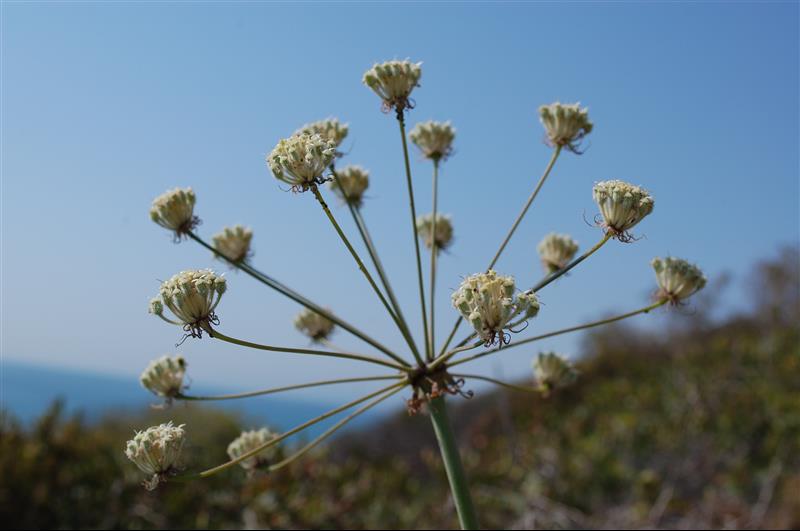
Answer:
[538, 102, 593, 153]
[151, 269, 227, 336]
[267, 133, 336, 191]
[329, 165, 370, 207]
[212, 225, 253, 264]
[294, 308, 335, 342]
[593, 180, 654, 238]
[652, 256, 707, 303]
[409, 120, 456, 161]
[295, 118, 349, 154]
[140, 355, 187, 399]
[125, 422, 186, 490]
[416, 213, 454, 253]
[533, 352, 578, 395]
[149, 187, 198, 237]
[537, 232, 579, 273]
[363, 59, 422, 112]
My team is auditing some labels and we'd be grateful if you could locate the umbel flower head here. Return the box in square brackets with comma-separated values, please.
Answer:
[150, 187, 199, 239]
[140, 355, 187, 400]
[538, 102, 593, 153]
[212, 225, 253, 264]
[329, 165, 370, 208]
[267, 133, 336, 192]
[294, 308, 335, 342]
[451, 271, 540, 346]
[593, 180, 655, 241]
[409, 120, 456, 161]
[227, 428, 278, 471]
[363, 59, 422, 113]
[295, 118, 349, 155]
[652, 257, 707, 304]
[150, 269, 227, 338]
[416, 213, 454, 253]
[533, 352, 578, 395]
[125, 422, 186, 490]
[537, 233, 579, 274]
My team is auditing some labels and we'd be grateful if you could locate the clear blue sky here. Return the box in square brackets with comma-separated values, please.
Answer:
[2, 2, 798, 405]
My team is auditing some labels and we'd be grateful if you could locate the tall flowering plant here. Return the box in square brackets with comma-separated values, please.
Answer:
[128, 59, 706, 529]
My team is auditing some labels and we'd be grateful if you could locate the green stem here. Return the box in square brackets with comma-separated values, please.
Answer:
[177, 375, 403, 401]
[429, 158, 440, 361]
[428, 397, 479, 530]
[530, 233, 612, 293]
[451, 373, 538, 394]
[428, 340, 484, 371]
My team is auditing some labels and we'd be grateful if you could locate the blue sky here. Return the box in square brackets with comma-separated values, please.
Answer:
[2, 2, 798, 407]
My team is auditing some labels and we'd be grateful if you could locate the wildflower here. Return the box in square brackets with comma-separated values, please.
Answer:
[538, 102, 593, 153]
[267, 133, 336, 192]
[149, 187, 199, 239]
[533, 352, 578, 395]
[151, 269, 227, 338]
[363, 59, 422, 112]
[409, 120, 455, 161]
[329, 165, 370, 207]
[416, 213, 454, 253]
[451, 271, 540, 346]
[212, 225, 253, 264]
[227, 428, 279, 470]
[592, 180, 654, 241]
[294, 308, 335, 342]
[140, 355, 187, 400]
[537, 233, 579, 274]
[295, 118, 349, 155]
[125, 422, 186, 490]
[652, 257, 707, 304]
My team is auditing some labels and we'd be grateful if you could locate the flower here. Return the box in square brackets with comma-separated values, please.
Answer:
[409, 120, 455, 161]
[652, 257, 707, 304]
[227, 428, 279, 470]
[151, 269, 227, 338]
[533, 352, 578, 395]
[212, 225, 253, 264]
[537, 233, 579, 274]
[329, 165, 370, 207]
[125, 422, 186, 490]
[538, 102, 593, 153]
[451, 271, 540, 345]
[295, 118, 349, 154]
[363, 59, 422, 112]
[267, 133, 336, 192]
[149, 187, 199, 238]
[592, 180, 654, 240]
[140, 355, 187, 399]
[294, 308, 335, 342]
[416, 213, 454, 252]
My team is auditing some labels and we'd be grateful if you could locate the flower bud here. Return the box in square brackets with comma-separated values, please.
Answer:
[538, 102, 593, 153]
[151, 269, 226, 337]
[295, 118, 349, 154]
[212, 225, 253, 264]
[329, 165, 370, 208]
[652, 257, 707, 304]
[416, 213, 454, 253]
[592, 180, 654, 240]
[409, 120, 455, 161]
[533, 352, 578, 395]
[149, 187, 199, 238]
[451, 271, 540, 345]
[362, 59, 422, 112]
[267, 133, 336, 192]
[140, 355, 187, 399]
[125, 422, 186, 490]
[537, 233, 579, 274]
[227, 428, 278, 470]
[294, 308, 335, 342]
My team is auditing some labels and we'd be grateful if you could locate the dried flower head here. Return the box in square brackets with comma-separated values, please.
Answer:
[294, 308, 335, 342]
[295, 118, 349, 154]
[267, 133, 336, 192]
[409, 120, 455, 161]
[150, 187, 199, 239]
[593, 180, 654, 241]
[140, 355, 187, 400]
[329, 165, 370, 208]
[125, 422, 186, 490]
[652, 257, 707, 304]
[416, 213, 454, 253]
[151, 269, 227, 338]
[533, 352, 578, 395]
[451, 271, 540, 346]
[537, 233, 579, 274]
[227, 428, 278, 471]
[538, 102, 593, 153]
[212, 225, 253, 264]
[363, 59, 422, 113]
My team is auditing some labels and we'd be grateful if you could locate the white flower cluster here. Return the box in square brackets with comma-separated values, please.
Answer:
[267, 133, 336, 191]
[125, 422, 186, 490]
[363, 60, 422, 111]
[294, 308, 335, 342]
[295, 118, 349, 153]
[593, 180, 654, 239]
[451, 271, 540, 345]
[652, 257, 706, 303]
[409, 120, 456, 161]
[533, 352, 578, 395]
[150, 187, 198, 237]
[329, 165, 370, 207]
[538, 102, 593, 152]
[140, 355, 187, 399]
[537, 233, 579, 274]
[416, 213, 454, 252]
[150, 269, 227, 336]
[227, 428, 278, 470]
[212, 225, 253, 264]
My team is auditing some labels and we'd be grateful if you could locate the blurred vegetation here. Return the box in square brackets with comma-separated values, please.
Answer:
[2, 246, 798, 530]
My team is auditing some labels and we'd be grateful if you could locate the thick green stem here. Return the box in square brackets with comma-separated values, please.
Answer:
[428, 397, 479, 530]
